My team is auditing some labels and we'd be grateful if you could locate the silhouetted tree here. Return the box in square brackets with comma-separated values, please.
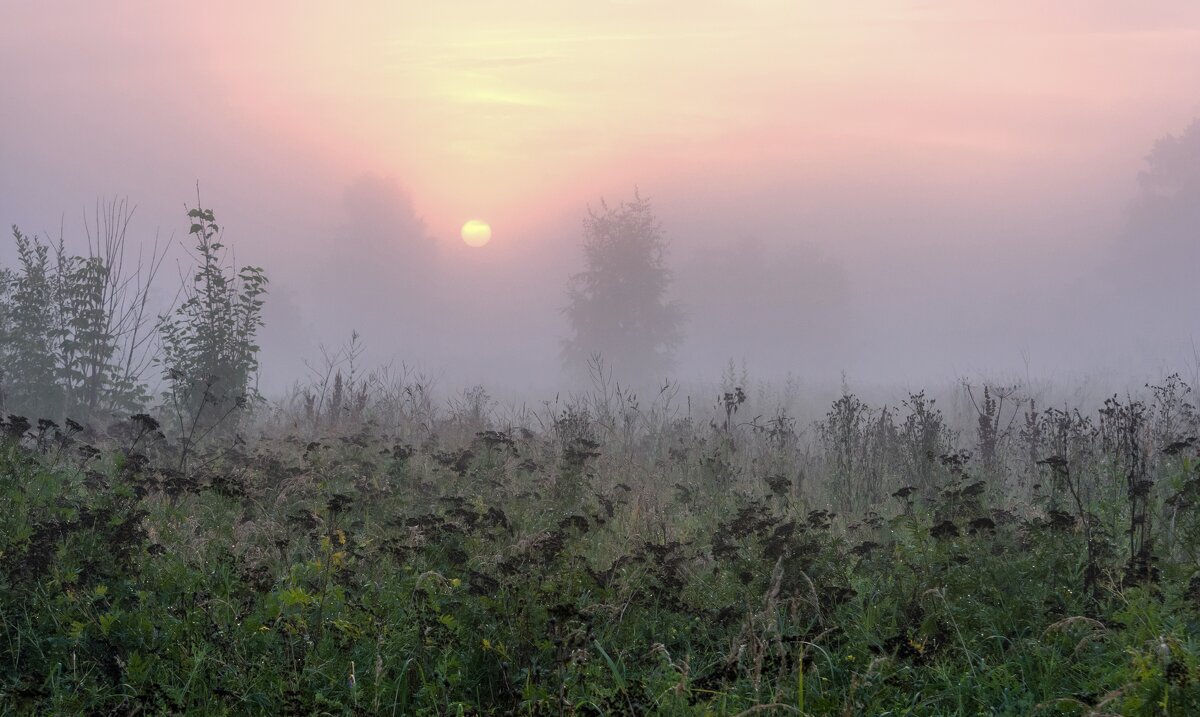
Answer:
[315, 173, 437, 345]
[1114, 118, 1200, 305]
[561, 191, 684, 381]
[1139, 118, 1200, 198]
[157, 204, 267, 457]
[0, 229, 59, 418]
[0, 207, 162, 421]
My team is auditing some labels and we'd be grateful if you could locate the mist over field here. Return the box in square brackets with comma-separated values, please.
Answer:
[3, 2, 1199, 400]
[9, 5, 1200, 715]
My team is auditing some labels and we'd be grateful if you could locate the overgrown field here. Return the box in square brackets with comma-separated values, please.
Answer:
[3, 377, 1200, 715]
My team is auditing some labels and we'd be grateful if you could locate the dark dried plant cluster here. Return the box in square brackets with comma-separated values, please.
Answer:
[2, 370, 1200, 714]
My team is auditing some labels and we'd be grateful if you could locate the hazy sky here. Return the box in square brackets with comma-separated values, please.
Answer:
[3, 2, 1200, 391]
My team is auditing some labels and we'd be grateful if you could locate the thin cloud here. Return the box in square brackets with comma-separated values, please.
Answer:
[377, 31, 734, 52]
[428, 55, 561, 70]
[444, 88, 553, 108]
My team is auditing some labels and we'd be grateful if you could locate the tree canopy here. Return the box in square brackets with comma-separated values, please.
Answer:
[561, 191, 684, 382]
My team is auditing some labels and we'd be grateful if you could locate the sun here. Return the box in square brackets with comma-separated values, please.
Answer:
[461, 220, 492, 247]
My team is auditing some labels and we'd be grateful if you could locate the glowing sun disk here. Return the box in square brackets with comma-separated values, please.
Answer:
[461, 220, 492, 247]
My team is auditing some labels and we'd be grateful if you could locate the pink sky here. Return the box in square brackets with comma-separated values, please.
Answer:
[6, 2, 1200, 234]
[3, 2, 1200, 386]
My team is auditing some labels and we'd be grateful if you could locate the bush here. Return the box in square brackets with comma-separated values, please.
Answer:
[157, 205, 267, 465]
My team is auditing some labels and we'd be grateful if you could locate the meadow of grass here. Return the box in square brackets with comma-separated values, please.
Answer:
[2, 374, 1200, 715]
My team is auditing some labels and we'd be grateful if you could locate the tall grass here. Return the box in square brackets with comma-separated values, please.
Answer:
[1, 372, 1199, 714]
